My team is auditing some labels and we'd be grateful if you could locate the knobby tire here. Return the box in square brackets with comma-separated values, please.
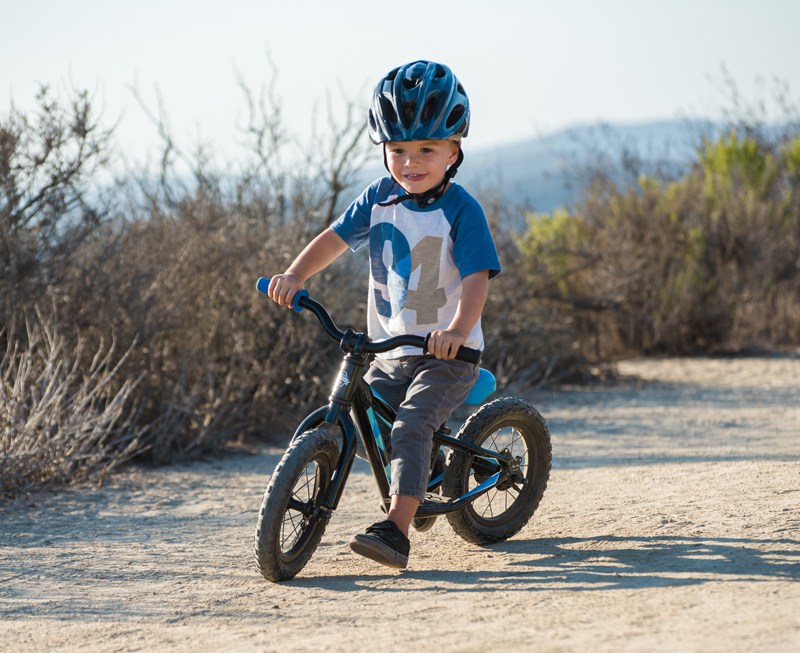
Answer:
[442, 397, 552, 545]
[254, 428, 339, 582]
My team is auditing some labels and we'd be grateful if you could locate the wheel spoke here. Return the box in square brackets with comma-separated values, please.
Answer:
[281, 509, 304, 550]
[279, 460, 322, 552]
[478, 489, 498, 518]
[466, 423, 535, 523]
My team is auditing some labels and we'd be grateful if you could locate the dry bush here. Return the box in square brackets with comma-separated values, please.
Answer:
[55, 186, 370, 462]
[47, 77, 373, 462]
[0, 313, 145, 495]
[0, 85, 113, 325]
[1, 80, 374, 487]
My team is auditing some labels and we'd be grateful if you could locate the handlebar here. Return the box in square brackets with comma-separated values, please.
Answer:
[257, 276, 481, 365]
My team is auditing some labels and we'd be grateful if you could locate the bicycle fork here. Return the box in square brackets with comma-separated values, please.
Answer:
[312, 352, 374, 520]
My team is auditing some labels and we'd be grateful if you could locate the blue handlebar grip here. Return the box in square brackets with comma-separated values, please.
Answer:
[256, 276, 308, 312]
[256, 277, 271, 294]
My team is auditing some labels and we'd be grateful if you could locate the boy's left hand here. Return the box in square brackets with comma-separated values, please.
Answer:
[427, 328, 466, 360]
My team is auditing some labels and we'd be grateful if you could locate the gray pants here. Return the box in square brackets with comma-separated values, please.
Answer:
[364, 355, 479, 501]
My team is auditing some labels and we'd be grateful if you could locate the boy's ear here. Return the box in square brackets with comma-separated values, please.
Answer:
[448, 141, 460, 165]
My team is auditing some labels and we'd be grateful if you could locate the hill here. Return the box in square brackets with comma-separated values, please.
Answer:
[460, 118, 711, 214]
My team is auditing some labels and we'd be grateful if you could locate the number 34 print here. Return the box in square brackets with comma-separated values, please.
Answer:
[369, 224, 447, 325]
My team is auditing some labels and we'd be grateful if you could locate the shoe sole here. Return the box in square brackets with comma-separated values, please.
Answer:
[349, 534, 409, 569]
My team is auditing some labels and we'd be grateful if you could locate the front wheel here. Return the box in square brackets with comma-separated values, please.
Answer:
[442, 397, 551, 545]
[254, 428, 339, 582]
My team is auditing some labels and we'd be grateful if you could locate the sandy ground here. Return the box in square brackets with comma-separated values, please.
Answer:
[1, 354, 799, 652]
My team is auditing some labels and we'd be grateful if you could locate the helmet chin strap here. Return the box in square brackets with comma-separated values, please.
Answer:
[378, 146, 464, 208]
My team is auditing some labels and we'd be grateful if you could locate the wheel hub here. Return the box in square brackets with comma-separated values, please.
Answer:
[496, 451, 525, 491]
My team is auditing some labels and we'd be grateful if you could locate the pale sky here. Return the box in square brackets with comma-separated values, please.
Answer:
[2, 0, 799, 165]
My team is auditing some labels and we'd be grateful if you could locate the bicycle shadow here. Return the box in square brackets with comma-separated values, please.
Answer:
[290, 534, 800, 592]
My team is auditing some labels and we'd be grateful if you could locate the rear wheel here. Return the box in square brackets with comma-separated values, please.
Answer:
[254, 428, 339, 582]
[442, 397, 551, 545]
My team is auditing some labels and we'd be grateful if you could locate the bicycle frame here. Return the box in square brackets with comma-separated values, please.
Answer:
[293, 348, 517, 520]
[256, 277, 518, 521]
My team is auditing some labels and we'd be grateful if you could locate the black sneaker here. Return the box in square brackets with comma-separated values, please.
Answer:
[349, 520, 410, 569]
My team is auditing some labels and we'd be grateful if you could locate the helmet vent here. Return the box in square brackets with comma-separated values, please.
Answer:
[421, 96, 438, 124]
[380, 96, 398, 125]
[446, 104, 466, 129]
[401, 100, 417, 127]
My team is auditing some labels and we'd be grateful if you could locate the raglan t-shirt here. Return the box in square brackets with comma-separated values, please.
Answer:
[331, 177, 501, 359]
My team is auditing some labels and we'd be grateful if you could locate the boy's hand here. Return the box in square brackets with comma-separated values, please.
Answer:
[427, 328, 466, 360]
[268, 273, 304, 308]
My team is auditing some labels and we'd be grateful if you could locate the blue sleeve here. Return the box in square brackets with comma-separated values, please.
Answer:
[330, 179, 382, 251]
[450, 193, 502, 280]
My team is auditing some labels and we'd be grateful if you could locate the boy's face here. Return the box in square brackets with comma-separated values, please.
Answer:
[385, 139, 460, 196]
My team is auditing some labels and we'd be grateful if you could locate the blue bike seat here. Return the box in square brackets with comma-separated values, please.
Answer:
[465, 368, 496, 406]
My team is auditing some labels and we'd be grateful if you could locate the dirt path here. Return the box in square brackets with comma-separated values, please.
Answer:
[2, 355, 799, 652]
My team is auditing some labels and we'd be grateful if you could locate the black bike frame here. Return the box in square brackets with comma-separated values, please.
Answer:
[294, 349, 515, 518]
[264, 284, 517, 519]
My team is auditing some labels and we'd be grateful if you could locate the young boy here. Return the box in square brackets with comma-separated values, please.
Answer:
[267, 60, 501, 569]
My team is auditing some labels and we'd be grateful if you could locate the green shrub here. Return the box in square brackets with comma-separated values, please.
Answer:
[516, 126, 800, 355]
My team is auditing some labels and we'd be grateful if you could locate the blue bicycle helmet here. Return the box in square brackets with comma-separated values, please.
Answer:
[368, 60, 470, 144]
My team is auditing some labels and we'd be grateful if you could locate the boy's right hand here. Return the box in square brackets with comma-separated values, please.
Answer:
[268, 273, 305, 308]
